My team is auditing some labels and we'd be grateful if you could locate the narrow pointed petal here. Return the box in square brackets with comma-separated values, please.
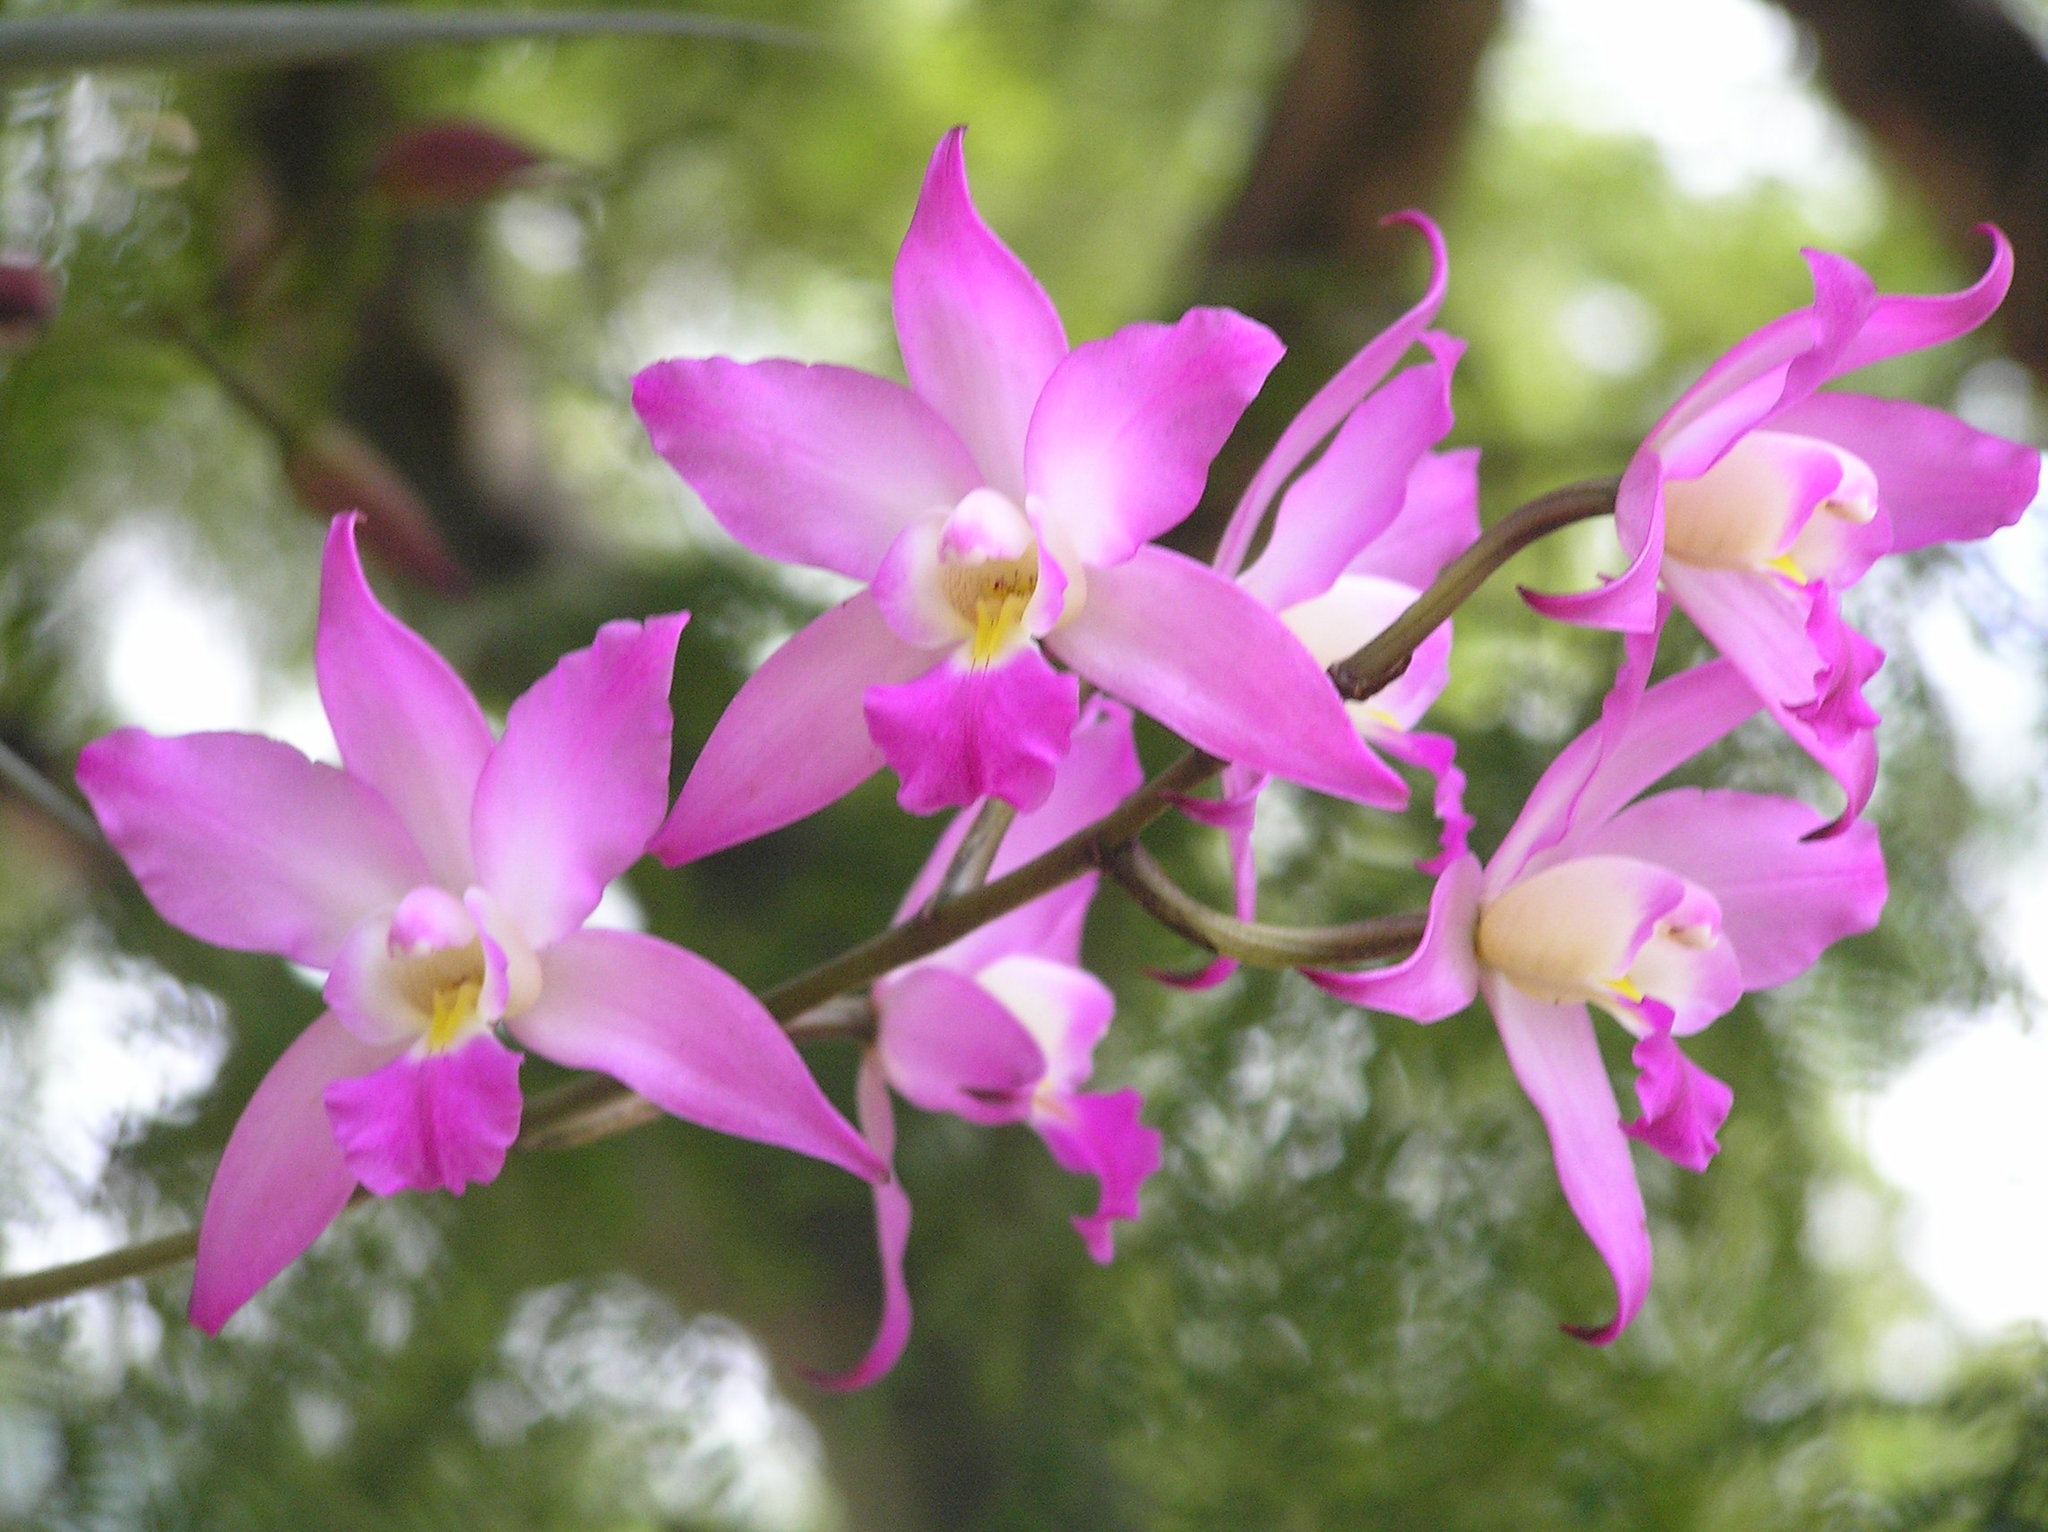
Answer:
[78, 729, 428, 968]
[1049, 546, 1407, 808]
[633, 358, 981, 581]
[1359, 447, 1483, 589]
[190, 1013, 402, 1333]
[864, 645, 1081, 815]
[1770, 391, 2040, 552]
[810, 1053, 914, 1392]
[316, 514, 494, 888]
[1829, 226, 2013, 376]
[893, 127, 1068, 498]
[1574, 787, 1886, 990]
[874, 963, 1042, 1125]
[654, 593, 934, 865]
[1308, 853, 1483, 1020]
[1033, 1087, 1162, 1263]
[1482, 974, 1650, 1345]
[1242, 348, 1459, 612]
[1623, 1028, 1734, 1173]
[1025, 310, 1282, 567]
[509, 928, 885, 1182]
[323, 1033, 524, 1196]
[472, 613, 687, 949]
[1521, 452, 1666, 633]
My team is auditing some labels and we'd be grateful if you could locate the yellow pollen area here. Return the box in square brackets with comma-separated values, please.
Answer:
[1363, 706, 1403, 730]
[1767, 553, 1807, 583]
[969, 583, 1034, 665]
[425, 977, 483, 1053]
[1605, 975, 1645, 1004]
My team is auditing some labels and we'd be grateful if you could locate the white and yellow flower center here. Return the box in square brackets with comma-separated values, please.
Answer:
[877, 487, 1083, 664]
[1663, 430, 1877, 578]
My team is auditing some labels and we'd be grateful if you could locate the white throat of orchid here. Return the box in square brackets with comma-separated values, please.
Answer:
[876, 487, 1080, 665]
[330, 884, 542, 1056]
[1662, 430, 1879, 582]
[1475, 855, 1723, 1031]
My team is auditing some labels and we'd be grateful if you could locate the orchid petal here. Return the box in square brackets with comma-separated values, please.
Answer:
[1358, 447, 1482, 589]
[1025, 309, 1282, 568]
[322, 1032, 524, 1196]
[654, 592, 935, 865]
[190, 1013, 402, 1333]
[864, 644, 1081, 815]
[810, 1053, 913, 1392]
[1521, 451, 1666, 633]
[1481, 974, 1650, 1345]
[315, 515, 494, 888]
[874, 963, 1042, 1125]
[1623, 1027, 1734, 1173]
[1372, 726, 1473, 872]
[1282, 573, 1449, 731]
[471, 613, 686, 949]
[1828, 226, 2014, 377]
[892, 127, 1068, 499]
[508, 928, 885, 1182]
[1048, 546, 1407, 808]
[1308, 853, 1482, 1021]
[1661, 560, 1826, 712]
[77, 729, 428, 969]
[632, 357, 981, 582]
[1033, 1087, 1162, 1263]
[975, 952, 1116, 1093]
[1770, 391, 2040, 553]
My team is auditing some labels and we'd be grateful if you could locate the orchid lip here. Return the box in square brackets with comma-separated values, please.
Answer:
[1662, 429, 1880, 577]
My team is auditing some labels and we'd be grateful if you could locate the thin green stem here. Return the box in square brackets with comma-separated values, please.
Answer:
[929, 799, 1017, 909]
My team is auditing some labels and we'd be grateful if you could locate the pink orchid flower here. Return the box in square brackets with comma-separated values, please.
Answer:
[815, 697, 1163, 1389]
[77, 515, 883, 1332]
[634, 127, 1405, 864]
[1527, 233, 2039, 821]
[1167, 215, 1481, 988]
[1308, 626, 1886, 1341]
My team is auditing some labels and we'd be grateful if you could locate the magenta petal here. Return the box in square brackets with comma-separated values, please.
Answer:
[874, 963, 1042, 1125]
[810, 1052, 914, 1392]
[1770, 391, 2040, 553]
[316, 515, 494, 888]
[509, 928, 885, 1182]
[1373, 726, 1473, 871]
[1359, 447, 1483, 589]
[471, 612, 686, 949]
[1049, 546, 1407, 808]
[77, 729, 428, 969]
[654, 592, 935, 865]
[1482, 974, 1650, 1346]
[1662, 560, 1826, 712]
[1025, 308, 1283, 568]
[1520, 451, 1666, 633]
[190, 1013, 403, 1333]
[323, 1032, 523, 1197]
[892, 127, 1068, 499]
[1033, 1087, 1162, 1264]
[1623, 1027, 1733, 1174]
[864, 645, 1081, 815]
[632, 357, 981, 581]
[1829, 226, 2014, 376]
[1308, 852, 1482, 1020]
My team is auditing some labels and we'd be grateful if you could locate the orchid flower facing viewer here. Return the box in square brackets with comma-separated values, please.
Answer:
[816, 698, 1163, 1389]
[636, 127, 1405, 864]
[1527, 233, 2039, 821]
[77, 515, 882, 1332]
[1309, 632, 1885, 1340]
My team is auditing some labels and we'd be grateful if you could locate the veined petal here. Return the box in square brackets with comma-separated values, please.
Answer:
[77, 729, 428, 969]
[653, 592, 934, 866]
[1048, 546, 1407, 808]
[471, 613, 687, 950]
[892, 127, 1068, 499]
[190, 1013, 404, 1333]
[1308, 853, 1482, 1021]
[1025, 309, 1282, 568]
[1032, 1087, 1162, 1264]
[1770, 391, 2040, 553]
[1574, 787, 1886, 991]
[632, 357, 981, 581]
[1241, 344, 1460, 613]
[1481, 974, 1650, 1345]
[316, 514, 494, 889]
[508, 928, 885, 1182]
[874, 963, 1042, 1125]
[864, 644, 1081, 815]
[1358, 447, 1482, 590]
[1623, 1027, 1734, 1173]
[322, 1032, 523, 1196]
[810, 1053, 913, 1392]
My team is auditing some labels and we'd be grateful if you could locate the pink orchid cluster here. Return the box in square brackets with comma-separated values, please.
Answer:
[73, 126, 2038, 1371]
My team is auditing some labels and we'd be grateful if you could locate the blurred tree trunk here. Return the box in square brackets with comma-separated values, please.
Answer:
[1183, 0, 1504, 556]
[1768, 0, 2048, 381]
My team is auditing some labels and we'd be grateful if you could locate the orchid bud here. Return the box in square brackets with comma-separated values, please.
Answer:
[284, 423, 467, 592]
[373, 121, 545, 210]
[0, 263, 58, 352]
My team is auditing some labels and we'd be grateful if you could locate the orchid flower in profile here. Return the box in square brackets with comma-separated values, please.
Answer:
[634, 127, 1406, 865]
[1526, 232, 2039, 822]
[77, 515, 883, 1333]
[1168, 214, 1480, 989]
[815, 697, 1163, 1390]
[1308, 628, 1886, 1340]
